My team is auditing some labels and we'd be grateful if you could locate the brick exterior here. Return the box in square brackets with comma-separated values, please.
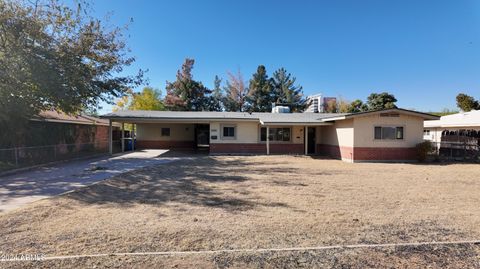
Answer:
[95, 126, 110, 142]
[354, 147, 416, 161]
[317, 144, 417, 162]
[317, 144, 354, 161]
[270, 144, 304, 154]
[210, 143, 266, 154]
[210, 143, 304, 155]
[136, 140, 195, 149]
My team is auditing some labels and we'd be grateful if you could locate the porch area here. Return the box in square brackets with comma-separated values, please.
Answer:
[106, 118, 332, 156]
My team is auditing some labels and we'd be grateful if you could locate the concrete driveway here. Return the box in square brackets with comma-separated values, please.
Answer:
[0, 149, 183, 213]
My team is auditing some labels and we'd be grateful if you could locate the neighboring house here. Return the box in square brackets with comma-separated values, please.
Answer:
[423, 110, 480, 158]
[423, 110, 480, 143]
[28, 110, 121, 149]
[0, 110, 123, 171]
[102, 108, 438, 162]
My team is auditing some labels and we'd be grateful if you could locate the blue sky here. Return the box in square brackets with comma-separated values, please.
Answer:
[89, 0, 480, 113]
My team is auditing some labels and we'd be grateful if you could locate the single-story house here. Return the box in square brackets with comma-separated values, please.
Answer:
[102, 108, 438, 162]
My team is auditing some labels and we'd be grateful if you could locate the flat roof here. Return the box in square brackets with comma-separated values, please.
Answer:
[101, 108, 439, 124]
[424, 110, 480, 128]
[101, 110, 347, 124]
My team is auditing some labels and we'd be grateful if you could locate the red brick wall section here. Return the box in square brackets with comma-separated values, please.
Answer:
[210, 143, 266, 154]
[95, 126, 109, 142]
[354, 147, 416, 161]
[270, 144, 304, 155]
[317, 144, 417, 161]
[317, 144, 353, 161]
[210, 143, 305, 155]
[136, 140, 195, 149]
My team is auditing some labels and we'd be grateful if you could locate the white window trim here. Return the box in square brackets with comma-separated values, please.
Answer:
[373, 125, 405, 141]
[221, 124, 236, 140]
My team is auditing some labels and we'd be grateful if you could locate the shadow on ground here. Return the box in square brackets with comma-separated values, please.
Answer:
[64, 156, 293, 212]
[0, 149, 178, 213]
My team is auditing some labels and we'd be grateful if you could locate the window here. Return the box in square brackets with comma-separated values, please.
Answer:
[161, 128, 170, 136]
[374, 126, 404, 140]
[261, 127, 291, 142]
[424, 130, 430, 135]
[222, 126, 236, 139]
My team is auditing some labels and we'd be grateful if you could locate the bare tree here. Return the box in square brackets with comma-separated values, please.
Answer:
[223, 70, 249, 112]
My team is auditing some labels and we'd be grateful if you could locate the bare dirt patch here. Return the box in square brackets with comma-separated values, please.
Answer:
[1, 155, 479, 268]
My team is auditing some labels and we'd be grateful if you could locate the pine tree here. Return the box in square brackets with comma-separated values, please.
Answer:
[271, 68, 307, 112]
[246, 65, 273, 112]
[164, 58, 211, 111]
[206, 75, 224, 111]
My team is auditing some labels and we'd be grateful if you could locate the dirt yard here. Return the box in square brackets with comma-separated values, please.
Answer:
[0, 155, 479, 268]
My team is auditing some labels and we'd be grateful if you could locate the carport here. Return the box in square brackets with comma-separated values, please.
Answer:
[101, 110, 335, 156]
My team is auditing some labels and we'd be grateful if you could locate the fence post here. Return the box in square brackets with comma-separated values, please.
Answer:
[14, 147, 18, 167]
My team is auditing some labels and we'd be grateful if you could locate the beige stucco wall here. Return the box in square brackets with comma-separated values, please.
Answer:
[319, 119, 354, 147]
[292, 126, 305, 144]
[136, 123, 195, 141]
[209, 122, 306, 144]
[209, 121, 260, 144]
[353, 114, 423, 148]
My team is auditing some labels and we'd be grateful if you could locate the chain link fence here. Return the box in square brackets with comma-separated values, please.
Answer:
[0, 140, 122, 172]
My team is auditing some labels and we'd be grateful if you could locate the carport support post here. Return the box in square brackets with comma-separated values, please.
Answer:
[266, 126, 270, 155]
[108, 119, 113, 155]
[132, 124, 135, 151]
[304, 126, 308, 155]
[121, 123, 125, 152]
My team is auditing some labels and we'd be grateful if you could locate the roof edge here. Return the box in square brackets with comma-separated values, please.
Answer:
[322, 108, 439, 121]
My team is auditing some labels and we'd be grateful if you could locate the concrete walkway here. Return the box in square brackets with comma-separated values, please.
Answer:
[0, 150, 181, 213]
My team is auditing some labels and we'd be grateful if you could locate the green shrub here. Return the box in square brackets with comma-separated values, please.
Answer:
[416, 141, 433, 162]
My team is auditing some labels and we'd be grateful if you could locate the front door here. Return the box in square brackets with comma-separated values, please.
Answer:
[195, 124, 210, 148]
[307, 127, 316, 154]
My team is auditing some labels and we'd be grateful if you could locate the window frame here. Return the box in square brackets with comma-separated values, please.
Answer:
[161, 127, 170, 137]
[260, 127, 292, 143]
[221, 124, 236, 140]
[374, 126, 405, 141]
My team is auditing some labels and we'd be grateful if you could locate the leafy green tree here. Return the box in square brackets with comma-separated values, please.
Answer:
[0, 0, 144, 146]
[348, 99, 368, 113]
[164, 58, 211, 111]
[223, 71, 249, 112]
[271, 68, 307, 112]
[130, 87, 165, 110]
[114, 87, 165, 111]
[366, 92, 398, 111]
[456, 93, 479, 112]
[246, 65, 273, 112]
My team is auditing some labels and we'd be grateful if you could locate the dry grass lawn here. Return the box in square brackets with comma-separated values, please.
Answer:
[0, 155, 479, 268]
